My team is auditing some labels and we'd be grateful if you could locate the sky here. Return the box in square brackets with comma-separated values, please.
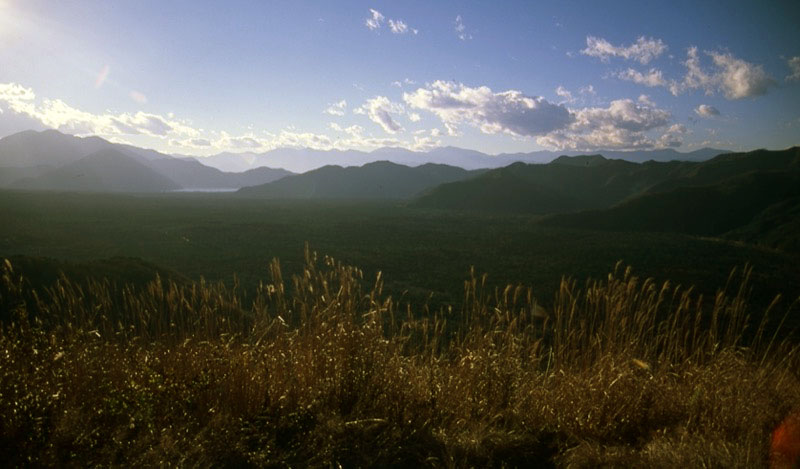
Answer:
[0, 0, 799, 157]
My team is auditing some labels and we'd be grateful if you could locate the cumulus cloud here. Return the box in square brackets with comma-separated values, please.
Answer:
[787, 56, 800, 82]
[581, 36, 667, 64]
[617, 47, 775, 100]
[616, 68, 668, 87]
[365, 9, 384, 30]
[536, 98, 675, 150]
[324, 99, 347, 116]
[708, 51, 773, 99]
[404, 81, 574, 138]
[388, 19, 417, 34]
[355, 96, 405, 134]
[694, 104, 720, 118]
[579, 85, 596, 96]
[0, 82, 199, 138]
[455, 15, 471, 41]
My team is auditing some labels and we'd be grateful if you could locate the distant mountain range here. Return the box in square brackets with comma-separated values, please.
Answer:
[238, 160, 487, 199]
[187, 145, 729, 173]
[0, 130, 292, 192]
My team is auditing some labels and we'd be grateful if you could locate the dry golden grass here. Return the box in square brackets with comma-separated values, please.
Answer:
[1, 248, 799, 467]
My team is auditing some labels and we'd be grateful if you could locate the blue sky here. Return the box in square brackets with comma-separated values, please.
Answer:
[1, 0, 798, 156]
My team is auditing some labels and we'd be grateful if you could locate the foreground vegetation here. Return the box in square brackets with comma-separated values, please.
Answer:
[2, 249, 799, 467]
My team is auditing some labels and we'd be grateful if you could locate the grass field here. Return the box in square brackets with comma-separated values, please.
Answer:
[2, 190, 799, 316]
[2, 248, 799, 466]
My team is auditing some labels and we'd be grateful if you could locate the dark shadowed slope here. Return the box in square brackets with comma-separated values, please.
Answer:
[237, 161, 485, 199]
[413, 148, 800, 215]
[412, 155, 692, 214]
[10, 149, 181, 192]
[540, 170, 800, 249]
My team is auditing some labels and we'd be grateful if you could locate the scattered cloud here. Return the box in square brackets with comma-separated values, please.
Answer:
[787, 56, 800, 82]
[391, 78, 417, 88]
[388, 19, 417, 35]
[536, 97, 676, 150]
[555, 86, 575, 104]
[616, 68, 668, 87]
[324, 99, 347, 116]
[408, 112, 421, 122]
[365, 9, 384, 31]
[365, 9, 417, 34]
[581, 36, 667, 64]
[695, 104, 720, 118]
[404, 81, 574, 138]
[455, 15, 471, 41]
[616, 47, 775, 100]
[579, 85, 596, 96]
[355, 96, 405, 134]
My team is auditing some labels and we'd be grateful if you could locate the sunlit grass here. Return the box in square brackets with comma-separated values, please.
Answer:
[1, 248, 799, 466]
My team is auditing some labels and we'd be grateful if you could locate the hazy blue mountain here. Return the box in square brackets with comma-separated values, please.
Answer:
[147, 157, 292, 190]
[190, 146, 731, 173]
[11, 149, 181, 192]
[238, 160, 485, 199]
[0, 130, 291, 190]
[0, 129, 112, 167]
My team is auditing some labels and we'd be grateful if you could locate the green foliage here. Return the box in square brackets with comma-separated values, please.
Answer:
[1, 251, 799, 466]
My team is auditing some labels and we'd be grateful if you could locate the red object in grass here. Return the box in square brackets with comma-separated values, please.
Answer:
[771, 412, 800, 469]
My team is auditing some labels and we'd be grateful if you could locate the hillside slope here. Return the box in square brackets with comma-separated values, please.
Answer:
[10, 149, 181, 192]
[238, 161, 485, 199]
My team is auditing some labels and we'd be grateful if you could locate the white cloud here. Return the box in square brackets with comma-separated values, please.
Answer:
[455, 15, 471, 41]
[787, 56, 800, 82]
[581, 36, 667, 64]
[536, 98, 675, 150]
[365, 10, 416, 35]
[616, 68, 668, 87]
[355, 96, 405, 134]
[555, 86, 574, 103]
[709, 51, 773, 99]
[579, 85, 596, 95]
[617, 47, 775, 100]
[324, 99, 347, 116]
[694, 104, 720, 118]
[404, 81, 574, 138]
[408, 112, 421, 122]
[365, 9, 384, 30]
[391, 78, 417, 88]
[0, 81, 201, 140]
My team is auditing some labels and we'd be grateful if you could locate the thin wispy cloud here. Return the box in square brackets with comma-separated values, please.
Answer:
[365, 9, 384, 31]
[787, 56, 800, 82]
[581, 36, 667, 64]
[365, 9, 417, 34]
[454, 15, 471, 41]
[324, 99, 347, 116]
